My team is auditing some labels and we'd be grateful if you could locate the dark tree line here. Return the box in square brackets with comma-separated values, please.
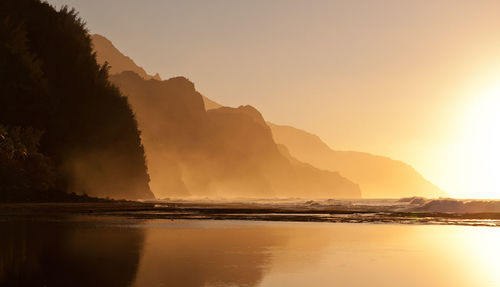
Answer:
[0, 0, 153, 201]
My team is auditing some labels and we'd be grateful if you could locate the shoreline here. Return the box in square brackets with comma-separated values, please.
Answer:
[1, 201, 500, 227]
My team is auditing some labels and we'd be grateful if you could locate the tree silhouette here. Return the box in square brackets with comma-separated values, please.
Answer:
[0, 0, 153, 200]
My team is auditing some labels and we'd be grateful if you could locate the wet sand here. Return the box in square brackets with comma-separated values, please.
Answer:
[1, 200, 500, 227]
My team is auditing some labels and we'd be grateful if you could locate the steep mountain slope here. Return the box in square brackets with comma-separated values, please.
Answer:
[0, 1, 153, 200]
[109, 73, 207, 197]
[200, 87, 443, 198]
[110, 71, 360, 198]
[92, 34, 161, 80]
[93, 32, 445, 199]
[268, 123, 444, 198]
[92, 32, 442, 199]
[91, 34, 218, 110]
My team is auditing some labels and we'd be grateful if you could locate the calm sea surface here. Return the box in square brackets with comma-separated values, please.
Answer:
[1, 216, 499, 287]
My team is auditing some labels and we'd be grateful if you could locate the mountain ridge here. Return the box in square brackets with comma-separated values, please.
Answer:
[92, 34, 161, 81]
[198, 80, 443, 198]
[91, 33, 443, 199]
[267, 122, 444, 198]
[110, 70, 360, 198]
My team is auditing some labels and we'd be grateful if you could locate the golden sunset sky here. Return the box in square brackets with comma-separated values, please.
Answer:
[48, 0, 500, 198]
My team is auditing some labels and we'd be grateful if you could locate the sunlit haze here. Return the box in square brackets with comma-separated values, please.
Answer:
[45, 0, 500, 198]
[4, 2, 500, 287]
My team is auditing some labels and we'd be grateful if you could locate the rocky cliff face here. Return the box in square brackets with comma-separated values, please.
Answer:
[201, 89, 443, 198]
[91, 33, 442, 199]
[109, 72, 206, 197]
[110, 71, 361, 198]
[92, 34, 160, 80]
[268, 123, 445, 198]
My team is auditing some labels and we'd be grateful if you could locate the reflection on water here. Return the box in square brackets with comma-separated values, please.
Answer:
[0, 216, 145, 287]
[1, 217, 499, 287]
[132, 221, 285, 287]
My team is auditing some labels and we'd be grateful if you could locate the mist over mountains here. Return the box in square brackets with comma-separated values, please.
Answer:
[92, 35, 360, 199]
[205, 98, 443, 198]
[0, 0, 443, 202]
[110, 71, 360, 198]
[268, 123, 444, 198]
[91, 33, 443, 199]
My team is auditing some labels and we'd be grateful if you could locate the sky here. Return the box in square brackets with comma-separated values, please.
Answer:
[46, 0, 500, 198]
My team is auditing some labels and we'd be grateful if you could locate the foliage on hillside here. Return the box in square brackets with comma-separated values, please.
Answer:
[0, 0, 153, 200]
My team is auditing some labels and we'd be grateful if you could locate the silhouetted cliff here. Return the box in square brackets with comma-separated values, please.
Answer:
[199, 84, 443, 198]
[200, 84, 443, 198]
[91, 32, 444, 199]
[199, 83, 445, 198]
[92, 34, 160, 80]
[0, 0, 153, 200]
[268, 123, 445, 198]
[110, 71, 360, 198]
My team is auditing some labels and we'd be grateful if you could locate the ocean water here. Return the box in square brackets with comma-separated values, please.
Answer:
[1, 216, 499, 287]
